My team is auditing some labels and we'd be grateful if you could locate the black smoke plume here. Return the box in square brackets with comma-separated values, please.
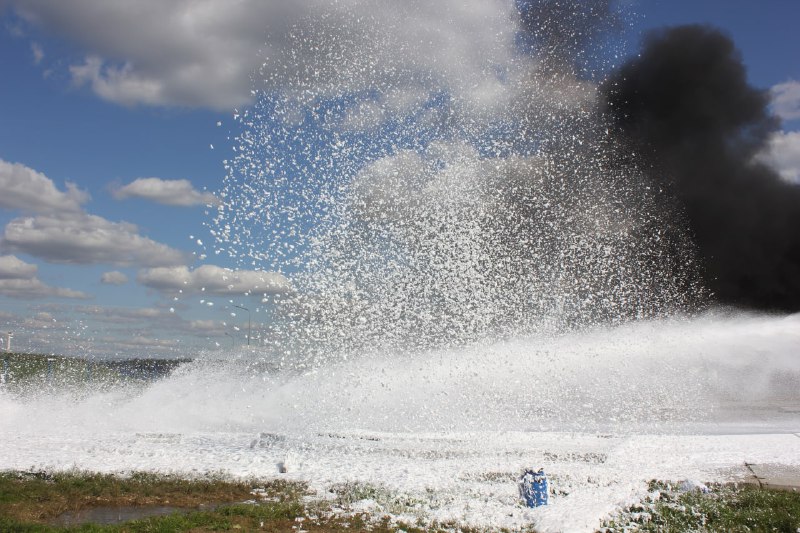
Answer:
[604, 25, 800, 312]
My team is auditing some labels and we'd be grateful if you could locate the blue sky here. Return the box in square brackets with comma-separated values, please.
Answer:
[0, 0, 798, 358]
[630, 1, 800, 86]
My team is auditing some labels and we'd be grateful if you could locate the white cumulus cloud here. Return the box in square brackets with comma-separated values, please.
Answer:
[0, 159, 89, 214]
[2, 213, 188, 267]
[100, 271, 129, 285]
[112, 177, 219, 206]
[7, 0, 519, 113]
[31, 41, 44, 64]
[97, 336, 179, 350]
[137, 264, 291, 296]
[0, 254, 38, 279]
[74, 305, 168, 321]
[0, 278, 90, 299]
[0, 159, 188, 267]
[184, 319, 226, 336]
[757, 130, 800, 184]
[772, 80, 800, 122]
[0, 254, 90, 299]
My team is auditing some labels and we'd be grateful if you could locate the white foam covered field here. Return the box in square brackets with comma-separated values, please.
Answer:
[2, 312, 799, 531]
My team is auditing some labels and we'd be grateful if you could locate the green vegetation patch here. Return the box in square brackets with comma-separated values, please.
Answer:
[601, 481, 800, 532]
[0, 470, 267, 523]
[1, 353, 122, 392]
[1, 353, 194, 397]
[0, 471, 492, 532]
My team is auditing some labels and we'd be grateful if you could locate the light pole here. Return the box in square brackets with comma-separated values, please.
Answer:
[234, 305, 251, 346]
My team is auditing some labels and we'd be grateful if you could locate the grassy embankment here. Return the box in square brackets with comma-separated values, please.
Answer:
[3, 471, 800, 531]
[0, 471, 494, 532]
[1, 352, 187, 392]
[602, 480, 800, 532]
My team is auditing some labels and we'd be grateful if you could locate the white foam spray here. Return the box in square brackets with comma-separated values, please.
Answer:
[3, 2, 799, 531]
